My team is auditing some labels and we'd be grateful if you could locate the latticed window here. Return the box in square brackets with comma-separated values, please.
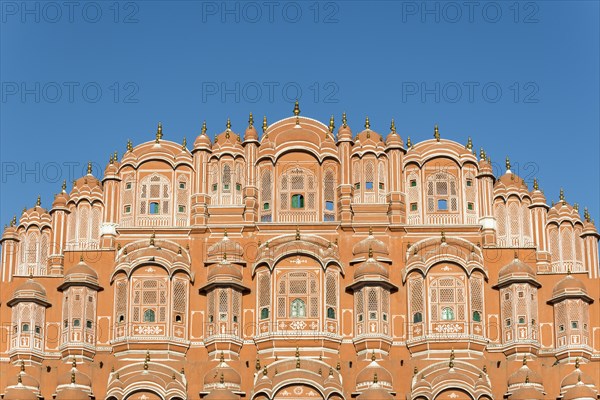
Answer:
[258, 271, 271, 319]
[429, 274, 465, 323]
[172, 279, 187, 323]
[10, 302, 45, 352]
[470, 275, 484, 330]
[131, 278, 167, 323]
[325, 272, 338, 319]
[276, 271, 319, 319]
[323, 168, 336, 221]
[464, 172, 477, 220]
[260, 169, 273, 222]
[353, 158, 387, 204]
[494, 202, 507, 246]
[406, 171, 421, 224]
[426, 171, 458, 213]
[279, 167, 317, 222]
[139, 174, 170, 217]
[409, 276, 424, 325]
[17, 231, 49, 276]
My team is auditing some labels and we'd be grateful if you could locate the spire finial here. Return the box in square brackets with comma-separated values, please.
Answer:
[72, 357, 77, 368]
[479, 148, 486, 161]
[369, 226, 373, 236]
[156, 122, 163, 142]
[342, 112, 347, 127]
[525, 373, 529, 384]
[127, 139, 133, 152]
[263, 365, 268, 376]
[114, 151, 118, 162]
[150, 231, 155, 246]
[505, 156, 511, 172]
[466, 136, 473, 150]
[220, 351, 225, 363]
[373, 372, 378, 384]
[80, 254, 84, 262]
[329, 115, 335, 134]
[371, 350, 376, 361]
[364, 116, 370, 130]
[441, 230, 446, 243]
[514, 251, 518, 260]
[71, 370, 76, 384]
[87, 161, 93, 175]
[449, 348, 455, 368]
[533, 178, 539, 191]
[201, 120, 207, 136]
[20, 360, 25, 372]
[434, 124, 440, 141]
[248, 112, 254, 127]
[293, 100, 300, 116]
[575, 357, 580, 369]
[61, 180, 67, 192]
[36, 195, 41, 207]
[574, 203, 579, 212]
[296, 225, 301, 240]
[559, 188, 565, 202]
[226, 117, 231, 131]
[223, 228, 228, 238]
[368, 245, 373, 259]
[407, 136, 412, 148]
[223, 252, 227, 261]
[522, 355, 527, 366]
[10, 215, 16, 227]
[17, 373, 22, 384]
[390, 118, 396, 133]
[255, 359, 261, 371]
[181, 137, 187, 150]
[584, 207, 590, 222]
[262, 116, 268, 134]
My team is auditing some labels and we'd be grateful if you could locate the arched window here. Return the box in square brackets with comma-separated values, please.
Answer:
[260, 308, 269, 320]
[327, 307, 335, 319]
[323, 168, 336, 221]
[260, 169, 273, 222]
[143, 309, 156, 322]
[291, 299, 306, 318]
[139, 174, 171, 223]
[426, 171, 458, 213]
[413, 312, 423, 323]
[472, 311, 481, 322]
[441, 307, 455, 320]
[291, 194, 305, 209]
[278, 167, 317, 222]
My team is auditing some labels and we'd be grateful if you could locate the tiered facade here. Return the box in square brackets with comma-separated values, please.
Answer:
[1, 106, 599, 400]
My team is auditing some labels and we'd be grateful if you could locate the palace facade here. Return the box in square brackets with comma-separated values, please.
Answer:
[1, 105, 599, 400]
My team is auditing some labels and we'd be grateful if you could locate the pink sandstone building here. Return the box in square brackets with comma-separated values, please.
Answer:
[0, 104, 599, 399]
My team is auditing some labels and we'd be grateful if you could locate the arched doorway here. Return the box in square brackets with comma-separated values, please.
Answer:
[274, 384, 324, 400]
[434, 388, 474, 400]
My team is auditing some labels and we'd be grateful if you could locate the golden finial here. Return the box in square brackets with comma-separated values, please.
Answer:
[248, 112, 254, 127]
[182, 137, 187, 149]
[145, 350, 150, 362]
[364, 116, 370, 130]
[263, 365, 268, 376]
[177, 245, 182, 255]
[525, 374, 529, 384]
[223, 252, 227, 261]
[295, 346, 300, 358]
[71, 370, 76, 383]
[449, 349, 455, 368]
[342, 112, 347, 127]
[575, 357, 580, 369]
[413, 366, 418, 375]
[522, 355, 527, 365]
[20, 360, 25, 372]
[87, 161, 93, 175]
[329, 115, 335, 134]
[466, 136, 473, 150]
[479, 148, 485, 161]
[150, 231, 155, 246]
[584, 207, 590, 222]
[390, 118, 396, 133]
[369, 226, 373, 236]
[219, 372, 224, 384]
[368, 245, 373, 259]
[293, 100, 300, 116]
[336, 361, 341, 371]
[296, 358, 300, 369]
[441, 230, 446, 243]
[559, 188, 565, 202]
[36, 195, 41, 207]
[156, 122, 163, 142]
[223, 228, 228, 238]
[80, 254, 84, 262]
[371, 350, 376, 361]
[17, 374, 22, 384]
[255, 359, 261, 371]
[115, 372, 120, 380]
[220, 351, 225, 363]
[406, 136, 412, 148]
[262, 116, 268, 134]
[373, 373, 378, 384]
[533, 178, 539, 191]
[114, 151, 118, 162]
[123, 246, 127, 255]
[72, 357, 77, 368]
[109, 153, 114, 164]
[505, 156, 511, 171]
[434, 124, 440, 141]
[10, 215, 16, 227]
[201, 120, 207, 135]
[296, 226, 300, 240]
[574, 203, 579, 212]
[514, 251, 518, 260]
[226, 117, 231, 131]
[483, 365, 487, 374]
[329, 367, 334, 376]
[127, 139, 133, 152]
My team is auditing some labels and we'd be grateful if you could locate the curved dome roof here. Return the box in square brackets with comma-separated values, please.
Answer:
[4, 363, 39, 390]
[354, 257, 389, 280]
[54, 386, 90, 400]
[207, 258, 243, 282]
[561, 362, 597, 389]
[57, 362, 92, 388]
[352, 229, 389, 257]
[203, 355, 242, 392]
[1, 386, 38, 400]
[15, 278, 46, 296]
[509, 385, 544, 400]
[204, 387, 239, 400]
[499, 258, 536, 279]
[356, 384, 394, 400]
[193, 121, 212, 150]
[563, 383, 597, 400]
[52, 188, 70, 209]
[494, 172, 529, 194]
[65, 260, 98, 280]
[507, 359, 543, 387]
[356, 356, 393, 390]
[19, 199, 52, 229]
[552, 274, 588, 297]
[207, 232, 244, 259]
[212, 119, 244, 155]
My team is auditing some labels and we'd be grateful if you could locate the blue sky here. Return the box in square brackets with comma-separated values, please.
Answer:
[1, 1, 598, 224]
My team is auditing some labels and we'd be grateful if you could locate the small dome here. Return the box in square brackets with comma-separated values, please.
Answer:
[357, 384, 394, 400]
[561, 364, 597, 388]
[194, 129, 212, 150]
[552, 274, 588, 297]
[509, 385, 544, 400]
[354, 257, 389, 280]
[5, 372, 39, 390]
[337, 123, 353, 141]
[19, 201, 52, 229]
[2, 386, 38, 400]
[64, 260, 98, 280]
[498, 257, 536, 280]
[52, 190, 70, 209]
[54, 386, 90, 400]
[495, 171, 529, 193]
[563, 383, 597, 400]
[14, 278, 47, 297]
[207, 233, 244, 259]
[244, 116, 259, 142]
[204, 388, 239, 400]
[207, 259, 243, 282]
[352, 230, 389, 257]
[57, 366, 92, 388]
[356, 358, 393, 389]
[507, 362, 542, 387]
[203, 355, 242, 390]
[385, 122, 404, 148]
